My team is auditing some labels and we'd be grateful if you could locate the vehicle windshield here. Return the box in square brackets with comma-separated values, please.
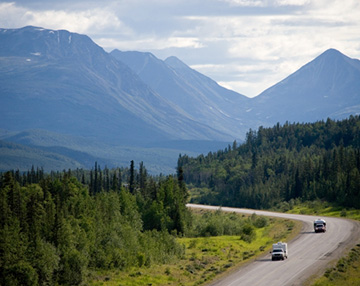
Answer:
[316, 224, 324, 227]
[273, 249, 283, 252]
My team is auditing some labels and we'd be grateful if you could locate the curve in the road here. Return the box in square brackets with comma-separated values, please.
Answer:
[187, 204, 360, 286]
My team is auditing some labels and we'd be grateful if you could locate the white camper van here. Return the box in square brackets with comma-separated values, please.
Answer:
[271, 242, 288, 261]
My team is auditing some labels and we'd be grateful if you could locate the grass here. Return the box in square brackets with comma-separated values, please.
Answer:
[310, 244, 360, 286]
[285, 200, 360, 221]
[87, 213, 301, 286]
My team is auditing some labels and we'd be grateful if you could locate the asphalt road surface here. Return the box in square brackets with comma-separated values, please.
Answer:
[187, 204, 360, 286]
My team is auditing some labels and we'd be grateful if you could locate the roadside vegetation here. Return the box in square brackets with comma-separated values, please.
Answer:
[311, 243, 360, 286]
[279, 198, 360, 221]
[88, 209, 301, 286]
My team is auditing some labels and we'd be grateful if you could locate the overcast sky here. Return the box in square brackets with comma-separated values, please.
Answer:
[1, 0, 359, 97]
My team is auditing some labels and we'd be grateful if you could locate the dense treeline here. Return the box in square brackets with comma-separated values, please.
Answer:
[178, 116, 360, 209]
[4, 161, 142, 195]
[0, 162, 190, 285]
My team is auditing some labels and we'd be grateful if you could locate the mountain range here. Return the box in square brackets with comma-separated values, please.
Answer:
[110, 50, 252, 139]
[0, 26, 227, 145]
[1, 26, 359, 173]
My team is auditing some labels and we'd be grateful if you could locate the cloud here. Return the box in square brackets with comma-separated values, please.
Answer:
[275, 0, 310, 6]
[0, 2, 130, 35]
[177, 1, 360, 96]
[224, 0, 264, 7]
[97, 36, 204, 52]
[224, 0, 311, 7]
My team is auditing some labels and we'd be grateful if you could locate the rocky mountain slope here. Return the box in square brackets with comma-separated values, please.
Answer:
[0, 26, 229, 147]
[111, 50, 253, 138]
[1, 26, 359, 173]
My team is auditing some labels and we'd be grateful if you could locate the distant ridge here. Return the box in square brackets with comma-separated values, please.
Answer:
[0, 140, 84, 172]
[111, 50, 252, 139]
[1, 26, 360, 173]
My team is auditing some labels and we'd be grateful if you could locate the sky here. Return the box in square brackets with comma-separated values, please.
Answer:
[1, 0, 359, 98]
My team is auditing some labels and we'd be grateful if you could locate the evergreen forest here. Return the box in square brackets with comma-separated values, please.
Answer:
[0, 162, 191, 285]
[178, 116, 360, 209]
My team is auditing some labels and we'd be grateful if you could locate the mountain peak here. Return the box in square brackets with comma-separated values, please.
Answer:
[1, 26, 47, 33]
[165, 56, 189, 70]
[253, 48, 360, 124]
[0, 25, 104, 61]
[315, 48, 349, 62]
[322, 48, 342, 56]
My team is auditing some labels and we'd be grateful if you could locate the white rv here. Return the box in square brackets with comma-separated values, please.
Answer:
[271, 242, 288, 261]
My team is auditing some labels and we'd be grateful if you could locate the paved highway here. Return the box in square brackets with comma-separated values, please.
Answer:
[187, 204, 360, 286]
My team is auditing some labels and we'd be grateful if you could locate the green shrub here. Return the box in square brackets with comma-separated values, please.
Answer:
[240, 224, 256, 243]
[3, 261, 38, 286]
[254, 216, 269, 228]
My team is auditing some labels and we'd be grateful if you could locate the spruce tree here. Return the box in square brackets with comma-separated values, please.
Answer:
[129, 160, 135, 193]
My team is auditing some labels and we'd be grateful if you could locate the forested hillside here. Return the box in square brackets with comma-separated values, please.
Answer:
[0, 161, 284, 286]
[178, 116, 360, 209]
[0, 163, 190, 285]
